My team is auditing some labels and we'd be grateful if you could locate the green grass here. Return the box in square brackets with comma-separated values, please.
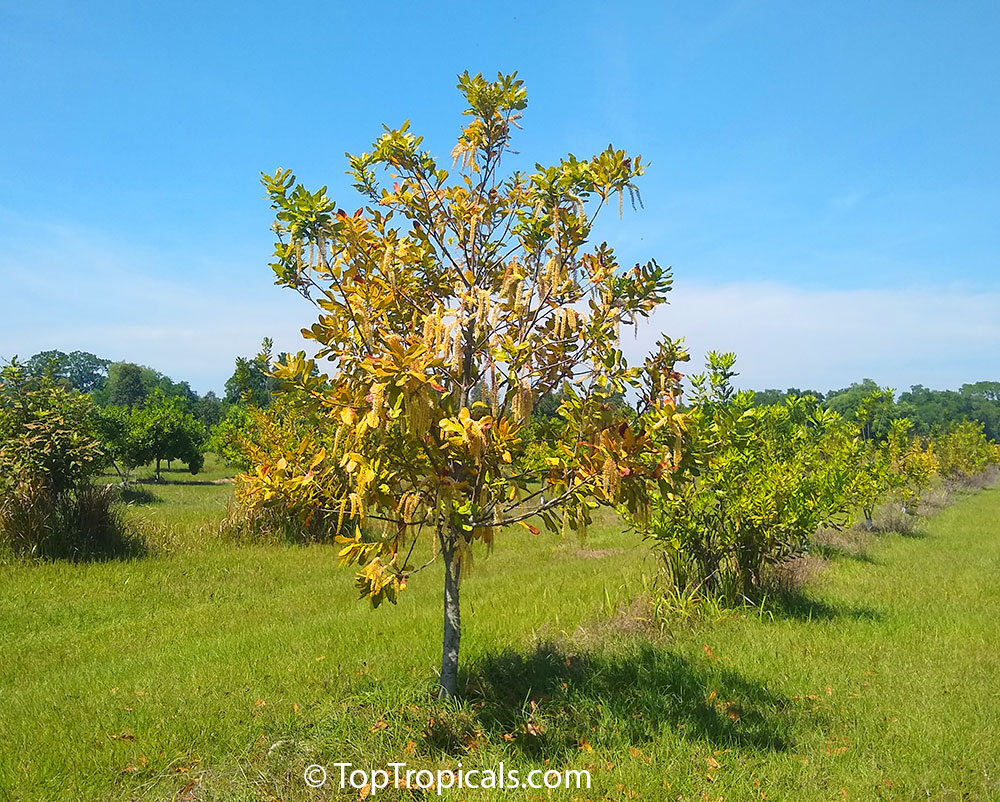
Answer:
[1, 476, 999, 800]
[110, 454, 237, 552]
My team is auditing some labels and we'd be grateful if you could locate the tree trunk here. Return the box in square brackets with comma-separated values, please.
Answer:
[438, 534, 462, 700]
[155, 458, 162, 481]
[863, 508, 874, 531]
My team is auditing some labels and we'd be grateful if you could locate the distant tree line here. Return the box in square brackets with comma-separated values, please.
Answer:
[15, 345, 291, 483]
[16, 350, 1000, 487]
[752, 378, 1000, 441]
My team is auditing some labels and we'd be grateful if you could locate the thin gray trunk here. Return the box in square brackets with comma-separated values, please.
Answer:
[438, 533, 461, 700]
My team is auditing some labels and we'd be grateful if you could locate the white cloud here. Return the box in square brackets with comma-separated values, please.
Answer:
[632, 282, 1000, 393]
[3, 213, 998, 396]
[0, 214, 315, 394]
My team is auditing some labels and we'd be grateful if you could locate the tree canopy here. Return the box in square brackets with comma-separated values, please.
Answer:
[240, 71, 687, 697]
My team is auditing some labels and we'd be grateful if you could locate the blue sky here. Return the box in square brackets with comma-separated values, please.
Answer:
[2, 0, 998, 394]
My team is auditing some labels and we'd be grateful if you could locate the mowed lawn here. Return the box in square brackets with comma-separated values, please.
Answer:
[1, 471, 999, 801]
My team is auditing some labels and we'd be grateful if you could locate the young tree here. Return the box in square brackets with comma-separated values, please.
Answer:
[884, 418, 937, 514]
[242, 72, 684, 698]
[0, 362, 129, 560]
[935, 419, 993, 479]
[845, 387, 896, 530]
[131, 392, 206, 480]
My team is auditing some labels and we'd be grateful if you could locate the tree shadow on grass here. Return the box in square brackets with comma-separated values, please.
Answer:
[761, 589, 883, 623]
[447, 641, 792, 759]
[118, 486, 163, 505]
[135, 477, 224, 487]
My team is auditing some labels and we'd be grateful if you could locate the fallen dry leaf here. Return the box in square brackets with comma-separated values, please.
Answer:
[179, 778, 200, 801]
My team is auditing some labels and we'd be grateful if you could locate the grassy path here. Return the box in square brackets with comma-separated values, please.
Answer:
[1, 487, 998, 800]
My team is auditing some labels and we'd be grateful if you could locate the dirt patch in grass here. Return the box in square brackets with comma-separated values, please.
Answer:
[813, 526, 871, 555]
[767, 554, 829, 594]
[570, 546, 625, 559]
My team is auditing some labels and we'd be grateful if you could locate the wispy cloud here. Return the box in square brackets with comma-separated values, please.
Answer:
[0, 213, 313, 394]
[3, 214, 998, 396]
[634, 282, 1000, 392]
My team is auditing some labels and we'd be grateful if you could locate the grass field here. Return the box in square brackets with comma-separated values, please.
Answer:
[1, 465, 998, 801]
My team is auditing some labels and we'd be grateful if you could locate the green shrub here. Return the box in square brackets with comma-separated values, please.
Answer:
[0, 362, 142, 559]
[642, 353, 854, 603]
[935, 420, 994, 480]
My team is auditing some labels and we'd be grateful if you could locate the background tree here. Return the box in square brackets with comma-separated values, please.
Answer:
[241, 71, 683, 698]
[24, 350, 111, 393]
[193, 391, 223, 427]
[224, 341, 279, 407]
[97, 406, 149, 486]
[105, 362, 148, 408]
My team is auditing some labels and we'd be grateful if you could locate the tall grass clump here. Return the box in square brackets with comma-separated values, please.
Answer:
[0, 481, 140, 560]
[219, 495, 350, 545]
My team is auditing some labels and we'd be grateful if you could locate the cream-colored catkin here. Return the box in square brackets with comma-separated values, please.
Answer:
[332, 423, 345, 456]
[512, 380, 534, 424]
[407, 389, 431, 440]
[567, 307, 578, 331]
[477, 289, 490, 333]
[507, 277, 523, 307]
[434, 307, 445, 353]
[500, 269, 516, 299]
[422, 314, 435, 350]
[358, 308, 373, 342]
[403, 492, 420, 526]
[451, 328, 465, 375]
[370, 383, 385, 420]
[602, 456, 620, 499]
[545, 256, 558, 288]
[468, 422, 486, 463]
